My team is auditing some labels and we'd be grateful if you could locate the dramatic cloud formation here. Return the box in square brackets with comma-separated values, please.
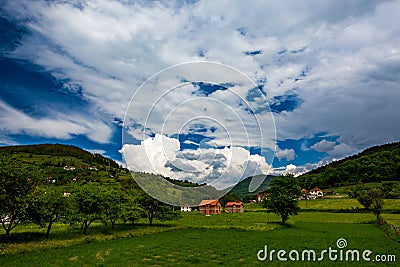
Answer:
[275, 147, 295, 161]
[121, 134, 271, 189]
[311, 140, 336, 153]
[1, 0, 399, 178]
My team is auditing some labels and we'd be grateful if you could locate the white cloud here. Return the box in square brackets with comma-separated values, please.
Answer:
[0, 100, 112, 143]
[1, 0, 399, 172]
[275, 147, 295, 161]
[311, 140, 336, 152]
[273, 162, 324, 177]
[121, 134, 272, 189]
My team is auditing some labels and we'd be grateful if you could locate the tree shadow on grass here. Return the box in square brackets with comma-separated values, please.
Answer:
[0, 223, 177, 244]
[0, 232, 46, 244]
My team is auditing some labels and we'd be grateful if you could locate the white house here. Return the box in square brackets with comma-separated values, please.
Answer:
[64, 166, 76, 171]
[309, 187, 324, 198]
[180, 204, 192, 212]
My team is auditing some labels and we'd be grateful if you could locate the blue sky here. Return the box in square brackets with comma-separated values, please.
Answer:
[1, 0, 400, 186]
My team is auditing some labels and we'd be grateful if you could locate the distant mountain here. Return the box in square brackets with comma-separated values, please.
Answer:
[0, 143, 120, 168]
[0, 143, 219, 204]
[298, 141, 400, 189]
[228, 175, 275, 201]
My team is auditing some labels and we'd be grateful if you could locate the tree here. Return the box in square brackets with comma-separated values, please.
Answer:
[355, 186, 384, 222]
[369, 188, 384, 222]
[71, 183, 104, 234]
[137, 193, 178, 225]
[120, 190, 143, 228]
[27, 185, 73, 239]
[101, 187, 123, 230]
[263, 174, 301, 225]
[356, 189, 373, 210]
[0, 154, 43, 237]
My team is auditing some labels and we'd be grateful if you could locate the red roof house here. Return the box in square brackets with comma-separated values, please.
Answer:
[310, 187, 324, 197]
[199, 199, 222, 215]
[225, 201, 244, 213]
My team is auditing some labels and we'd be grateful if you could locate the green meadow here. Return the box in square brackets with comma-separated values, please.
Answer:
[1, 212, 399, 267]
[298, 198, 400, 210]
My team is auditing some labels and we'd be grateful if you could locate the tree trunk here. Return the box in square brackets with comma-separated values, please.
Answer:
[2, 216, 17, 237]
[83, 220, 91, 235]
[4, 225, 12, 237]
[83, 224, 89, 235]
[148, 213, 154, 226]
[281, 216, 287, 225]
[80, 220, 86, 230]
[45, 220, 53, 239]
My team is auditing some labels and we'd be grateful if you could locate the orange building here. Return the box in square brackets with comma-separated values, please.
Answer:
[199, 199, 222, 215]
[225, 201, 244, 213]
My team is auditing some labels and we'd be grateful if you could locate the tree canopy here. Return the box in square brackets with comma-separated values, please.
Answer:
[263, 174, 301, 224]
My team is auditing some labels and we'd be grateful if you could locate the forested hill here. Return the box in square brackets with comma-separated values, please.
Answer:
[0, 143, 212, 190]
[229, 175, 275, 201]
[297, 141, 400, 189]
[0, 143, 120, 168]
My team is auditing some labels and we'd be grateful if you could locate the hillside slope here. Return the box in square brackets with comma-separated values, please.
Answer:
[298, 141, 400, 189]
[0, 143, 120, 168]
[0, 143, 220, 204]
[228, 175, 275, 201]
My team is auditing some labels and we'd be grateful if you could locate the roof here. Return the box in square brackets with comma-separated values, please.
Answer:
[199, 199, 220, 206]
[225, 201, 243, 207]
[310, 187, 322, 192]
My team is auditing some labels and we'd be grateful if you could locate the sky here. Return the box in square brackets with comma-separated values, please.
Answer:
[1, 0, 400, 189]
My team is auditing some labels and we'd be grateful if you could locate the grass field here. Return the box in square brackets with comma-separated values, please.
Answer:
[382, 214, 400, 228]
[1, 212, 399, 266]
[246, 198, 400, 211]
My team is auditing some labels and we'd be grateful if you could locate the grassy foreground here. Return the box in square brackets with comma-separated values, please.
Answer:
[1, 212, 399, 266]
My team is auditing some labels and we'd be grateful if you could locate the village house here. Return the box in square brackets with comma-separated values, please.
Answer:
[225, 201, 244, 213]
[63, 166, 76, 171]
[309, 187, 324, 198]
[254, 192, 269, 202]
[180, 204, 192, 212]
[198, 199, 222, 215]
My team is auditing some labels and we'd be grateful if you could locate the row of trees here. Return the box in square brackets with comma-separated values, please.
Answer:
[0, 154, 178, 239]
[263, 174, 385, 225]
[297, 146, 400, 189]
[0, 144, 121, 168]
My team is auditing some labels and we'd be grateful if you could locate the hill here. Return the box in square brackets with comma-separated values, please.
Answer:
[297, 141, 400, 189]
[228, 175, 275, 201]
[0, 143, 219, 203]
[0, 143, 120, 168]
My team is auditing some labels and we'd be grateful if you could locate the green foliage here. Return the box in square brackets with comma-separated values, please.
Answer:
[263, 174, 301, 224]
[70, 183, 105, 234]
[0, 144, 120, 168]
[353, 185, 385, 221]
[298, 141, 400, 189]
[382, 181, 400, 198]
[120, 190, 143, 228]
[137, 193, 179, 225]
[0, 153, 44, 237]
[369, 188, 384, 221]
[27, 185, 74, 239]
[228, 175, 274, 201]
[100, 187, 124, 230]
